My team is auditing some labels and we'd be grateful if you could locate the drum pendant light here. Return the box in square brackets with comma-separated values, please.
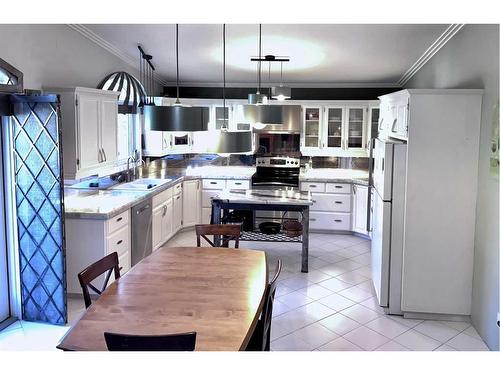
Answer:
[213, 23, 252, 154]
[248, 24, 267, 105]
[272, 62, 291, 101]
[145, 24, 209, 132]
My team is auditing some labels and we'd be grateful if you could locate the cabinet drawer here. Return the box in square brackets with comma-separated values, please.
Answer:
[300, 181, 325, 192]
[311, 193, 351, 212]
[202, 189, 222, 208]
[227, 179, 250, 190]
[106, 225, 130, 257]
[325, 183, 351, 194]
[106, 211, 130, 235]
[152, 187, 173, 208]
[203, 179, 226, 190]
[309, 212, 351, 231]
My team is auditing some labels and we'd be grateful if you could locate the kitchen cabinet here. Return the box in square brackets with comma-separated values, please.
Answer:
[172, 186, 183, 232]
[302, 106, 322, 151]
[183, 180, 201, 227]
[300, 103, 370, 157]
[352, 184, 369, 235]
[65, 210, 131, 295]
[152, 187, 174, 252]
[300, 181, 353, 232]
[54, 87, 120, 180]
[201, 178, 250, 224]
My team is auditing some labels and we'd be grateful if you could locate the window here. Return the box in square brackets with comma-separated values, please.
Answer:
[117, 113, 141, 159]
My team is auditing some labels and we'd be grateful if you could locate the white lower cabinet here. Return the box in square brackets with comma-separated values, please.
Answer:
[152, 187, 174, 252]
[352, 184, 369, 235]
[65, 210, 131, 295]
[301, 180, 358, 233]
[310, 212, 351, 231]
[182, 180, 201, 227]
[201, 178, 249, 224]
[173, 190, 183, 232]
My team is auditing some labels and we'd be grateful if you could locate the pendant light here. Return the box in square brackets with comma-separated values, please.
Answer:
[211, 23, 252, 154]
[145, 24, 209, 132]
[248, 24, 267, 105]
[272, 61, 291, 101]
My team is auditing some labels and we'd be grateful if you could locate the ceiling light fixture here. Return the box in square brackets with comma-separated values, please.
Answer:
[248, 24, 267, 106]
[272, 61, 291, 101]
[145, 24, 209, 132]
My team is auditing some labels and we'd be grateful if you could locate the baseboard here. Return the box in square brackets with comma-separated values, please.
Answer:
[403, 311, 471, 323]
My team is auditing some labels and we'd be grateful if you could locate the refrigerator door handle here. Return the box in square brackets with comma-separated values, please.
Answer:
[366, 137, 375, 232]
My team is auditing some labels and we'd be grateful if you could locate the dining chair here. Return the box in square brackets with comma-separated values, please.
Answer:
[195, 224, 241, 248]
[245, 259, 282, 351]
[104, 331, 197, 351]
[78, 252, 121, 309]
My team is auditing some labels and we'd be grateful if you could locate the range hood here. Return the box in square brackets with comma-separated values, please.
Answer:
[233, 105, 301, 133]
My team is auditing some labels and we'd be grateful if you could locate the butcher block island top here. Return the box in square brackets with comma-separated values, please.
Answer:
[57, 247, 268, 351]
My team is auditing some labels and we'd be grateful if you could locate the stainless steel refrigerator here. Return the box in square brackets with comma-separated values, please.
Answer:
[369, 137, 407, 315]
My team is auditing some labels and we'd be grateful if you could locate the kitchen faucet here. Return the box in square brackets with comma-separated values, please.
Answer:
[126, 155, 136, 181]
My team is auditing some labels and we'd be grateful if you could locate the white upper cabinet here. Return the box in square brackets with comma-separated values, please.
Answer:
[53, 87, 119, 180]
[300, 102, 374, 157]
[302, 106, 322, 151]
[344, 106, 367, 152]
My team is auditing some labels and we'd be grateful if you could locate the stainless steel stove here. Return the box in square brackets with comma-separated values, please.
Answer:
[251, 156, 301, 189]
[251, 156, 301, 224]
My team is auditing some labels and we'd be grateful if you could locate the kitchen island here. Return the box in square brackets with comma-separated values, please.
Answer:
[211, 189, 313, 272]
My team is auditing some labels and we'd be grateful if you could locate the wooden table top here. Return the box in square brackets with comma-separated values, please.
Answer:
[57, 247, 268, 351]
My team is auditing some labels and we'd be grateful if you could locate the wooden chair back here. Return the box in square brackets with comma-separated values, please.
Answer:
[195, 224, 241, 248]
[245, 259, 282, 351]
[104, 331, 197, 351]
[78, 252, 120, 309]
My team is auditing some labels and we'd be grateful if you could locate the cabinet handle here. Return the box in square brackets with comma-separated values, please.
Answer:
[116, 217, 123, 222]
[210, 181, 217, 185]
[102, 148, 107, 162]
[234, 182, 242, 185]
[334, 219, 342, 222]
[310, 218, 317, 221]
[116, 240, 123, 245]
[353, 185, 357, 194]
[309, 184, 317, 188]
[335, 185, 342, 189]
[335, 201, 342, 204]
[176, 196, 181, 200]
[312, 200, 317, 203]
[163, 205, 167, 216]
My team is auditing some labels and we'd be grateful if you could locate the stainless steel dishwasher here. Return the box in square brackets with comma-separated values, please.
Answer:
[131, 198, 152, 266]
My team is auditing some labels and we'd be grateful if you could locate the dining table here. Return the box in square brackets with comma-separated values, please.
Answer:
[57, 246, 268, 351]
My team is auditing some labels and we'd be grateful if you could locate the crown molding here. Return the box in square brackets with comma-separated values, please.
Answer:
[162, 81, 402, 88]
[67, 24, 168, 86]
[398, 24, 465, 86]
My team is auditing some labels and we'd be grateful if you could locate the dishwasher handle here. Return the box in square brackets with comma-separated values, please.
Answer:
[136, 204, 151, 215]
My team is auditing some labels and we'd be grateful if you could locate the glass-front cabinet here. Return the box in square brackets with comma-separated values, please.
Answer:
[302, 106, 322, 150]
[344, 106, 367, 151]
[325, 106, 344, 150]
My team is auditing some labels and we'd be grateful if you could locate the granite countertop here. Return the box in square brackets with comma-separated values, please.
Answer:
[64, 163, 368, 219]
[300, 168, 369, 185]
[64, 176, 184, 219]
[213, 189, 313, 206]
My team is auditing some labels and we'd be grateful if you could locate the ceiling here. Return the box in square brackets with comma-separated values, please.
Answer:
[83, 24, 449, 86]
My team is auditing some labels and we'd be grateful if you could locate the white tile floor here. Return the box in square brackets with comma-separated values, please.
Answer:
[0, 229, 490, 351]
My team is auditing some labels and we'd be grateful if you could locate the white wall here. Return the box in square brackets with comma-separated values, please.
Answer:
[0, 24, 161, 93]
[406, 24, 499, 350]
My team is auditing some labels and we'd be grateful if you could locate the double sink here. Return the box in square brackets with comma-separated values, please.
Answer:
[108, 178, 173, 191]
